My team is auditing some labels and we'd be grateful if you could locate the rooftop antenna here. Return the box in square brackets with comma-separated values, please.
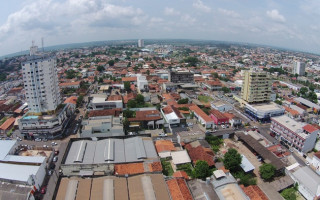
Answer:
[41, 37, 44, 52]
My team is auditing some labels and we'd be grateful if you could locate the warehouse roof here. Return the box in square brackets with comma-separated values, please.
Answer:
[64, 137, 158, 165]
[0, 140, 16, 160]
[0, 163, 41, 183]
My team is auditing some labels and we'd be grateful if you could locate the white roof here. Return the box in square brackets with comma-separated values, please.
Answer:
[272, 115, 308, 139]
[286, 163, 300, 171]
[92, 97, 107, 104]
[165, 112, 179, 121]
[3, 155, 46, 164]
[0, 140, 16, 160]
[171, 150, 191, 165]
[0, 163, 40, 183]
[213, 170, 226, 179]
[240, 155, 255, 172]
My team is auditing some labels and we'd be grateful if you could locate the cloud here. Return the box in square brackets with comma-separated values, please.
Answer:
[164, 7, 180, 16]
[181, 14, 196, 24]
[193, 0, 211, 13]
[266, 9, 286, 22]
[218, 8, 239, 18]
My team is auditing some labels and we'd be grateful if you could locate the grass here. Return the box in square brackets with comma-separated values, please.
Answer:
[198, 95, 213, 103]
[233, 171, 257, 186]
[0, 117, 8, 126]
[161, 158, 174, 176]
[176, 163, 193, 177]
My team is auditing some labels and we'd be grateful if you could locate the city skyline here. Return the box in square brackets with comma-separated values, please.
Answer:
[0, 0, 320, 56]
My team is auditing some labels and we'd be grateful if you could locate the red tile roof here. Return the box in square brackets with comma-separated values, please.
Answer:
[223, 112, 235, 120]
[314, 151, 320, 159]
[0, 117, 15, 130]
[148, 161, 163, 172]
[123, 93, 137, 104]
[240, 185, 269, 200]
[185, 144, 215, 166]
[114, 163, 144, 175]
[87, 108, 122, 117]
[303, 124, 319, 133]
[189, 105, 213, 122]
[209, 109, 228, 120]
[107, 95, 122, 101]
[64, 96, 77, 105]
[173, 171, 189, 180]
[166, 178, 193, 200]
[122, 77, 137, 82]
[59, 81, 81, 87]
[128, 110, 162, 122]
[155, 140, 176, 153]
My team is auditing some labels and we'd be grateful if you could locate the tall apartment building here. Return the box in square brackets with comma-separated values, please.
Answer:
[138, 39, 144, 48]
[169, 70, 194, 83]
[270, 115, 318, 153]
[241, 70, 271, 104]
[22, 44, 60, 113]
[292, 61, 305, 76]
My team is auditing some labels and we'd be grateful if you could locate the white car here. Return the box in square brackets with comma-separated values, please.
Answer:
[35, 138, 42, 142]
[51, 142, 57, 146]
[221, 125, 225, 129]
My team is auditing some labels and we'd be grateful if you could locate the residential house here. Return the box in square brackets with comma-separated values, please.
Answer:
[189, 105, 214, 129]
[184, 140, 215, 167]
[128, 110, 164, 129]
[161, 105, 186, 127]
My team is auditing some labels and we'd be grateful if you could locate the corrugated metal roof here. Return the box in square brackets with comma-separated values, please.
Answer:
[0, 163, 40, 182]
[0, 140, 16, 160]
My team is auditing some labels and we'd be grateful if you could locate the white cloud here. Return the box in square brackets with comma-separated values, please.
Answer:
[193, 0, 211, 13]
[218, 8, 239, 18]
[164, 7, 180, 16]
[266, 9, 286, 23]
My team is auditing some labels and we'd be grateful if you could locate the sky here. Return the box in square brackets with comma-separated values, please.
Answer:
[0, 0, 320, 56]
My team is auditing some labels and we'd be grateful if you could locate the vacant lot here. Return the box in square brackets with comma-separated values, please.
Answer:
[198, 95, 213, 103]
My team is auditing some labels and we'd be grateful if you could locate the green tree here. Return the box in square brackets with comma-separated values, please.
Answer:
[98, 77, 103, 83]
[76, 95, 84, 108]
[300, 87, 308, 95]
[212, 72, 219, 78]
[281, 188, 297, 200]
[108, 60, 115, 66]
[222, 87, 231, 94]
[146, 69, 150, 76]
[123, 109, 135, 118]
[127, 100, 137, 108]
[184, 56, 199, 67]
[66, 69, 77, 79]
[223, 148, 242, 172]
[192, 160, 211, 179]
[259, 163, 276, 181]
[96, 65, 104, 72]
[136, 94, 145, 105]
[127, 62, 131, 67]
[178, 98, 188, 104]
[124, 81, 131, 92]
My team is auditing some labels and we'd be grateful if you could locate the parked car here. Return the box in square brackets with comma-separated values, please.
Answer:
[40, 186, 47, 194]
[49, 163, 56, 170]
[35, 138, 41, 142]
[54, 150, 59, 155]
[42, 138, 48, 142]
[221, 125, 225, 129]
[51, 142, 57, 146]
[53, 156, 58, 162]
[48, 170, 54, 176]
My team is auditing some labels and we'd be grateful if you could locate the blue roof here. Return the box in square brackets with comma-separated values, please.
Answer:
[240, 155, 255, 172]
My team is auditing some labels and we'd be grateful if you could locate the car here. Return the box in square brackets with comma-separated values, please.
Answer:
[43, 145, 48, 148]
[51, 142, 57, 146]
[221, 125, 225, 129]
[289, 149, 294, 153]
[49, 163, 56, 170]
[35, 138, 41, 142]
[42, 138, 48, 142]
[306, 161, 310, 166]
[55, 150, 59, 155]
[40, 186, 47, 194]
[53, 156, 58, 162]
[48, 170, 54, 176]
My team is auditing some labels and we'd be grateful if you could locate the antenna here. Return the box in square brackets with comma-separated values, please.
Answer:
[41, 37, 44, 52]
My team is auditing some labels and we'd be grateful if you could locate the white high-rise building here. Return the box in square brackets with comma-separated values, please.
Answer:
[138, 39, 144, 48]
[22, 44, 61, 113]
[293, 61, 306, 76]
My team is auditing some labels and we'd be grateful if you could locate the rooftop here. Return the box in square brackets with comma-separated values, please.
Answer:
[155, 140, 176, 153]
[171, 150, 191, 165]
[0, 163, 41, 183]
[271, 115, 308, 139]
[166, 178, 193, 200]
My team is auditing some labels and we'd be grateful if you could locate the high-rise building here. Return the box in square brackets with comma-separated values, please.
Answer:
[169, 70, 194, 83]
[138, 39, 144, 48]
[292, 61, 305, 76]
[22, 44, 61, 113]
[241, 70, 271, 104]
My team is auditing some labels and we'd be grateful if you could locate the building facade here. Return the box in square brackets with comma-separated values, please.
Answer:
[22, 44, 61, 113]
[169, 71, 194, 83]
[138, 39, 144, 48]
[270, 115, 318, 153]
[293, 61, 306, 76]
[241, 70, 271, 104]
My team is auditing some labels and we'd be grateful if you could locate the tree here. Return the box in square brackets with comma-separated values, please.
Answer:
[76, 95, 84, 108]
[212, 72, 219, 78]
[223, 148, 242, 172]
[300, 87, 308, 95]
[192, 160, 211, 179]
[108, 60, 115, 66]
[124, 81, 131, 92]
[275, 99, 282, 105]
[96, 65, 104, 72]
[178, 98, 188, 104]
[184, 56, 199, 67]
[127, 100, 137, 108]
[259, 163, 276, 181]
[123, 109, 135, 118]
[222, 87, 231, 94]
[146, 70, 150, 76]
[66, 69, 77, 79]
[136, 94, 145, 105]
[281, 187, 297, 200]
[98, 77, 103, 83]
[127, 62, 131, 67]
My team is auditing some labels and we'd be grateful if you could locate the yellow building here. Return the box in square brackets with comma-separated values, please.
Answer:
[241, 70, 271, 104]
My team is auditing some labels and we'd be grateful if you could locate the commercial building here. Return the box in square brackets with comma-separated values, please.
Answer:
[244, 102, 285, 122]
[88, 94, 123, 110]
[169, 70, 194, 84]
[55, 174, 171, 200]
[80, 116, 124, 137]
[128, 109, 164, 129]
[270, 115, 318, 153]
[0, 140, 46, 191]
[292, 61, 306, 76]
[241, 70, 271, 104]
[137, 74, 148, 91]
[61, 136, 158, 176]
[286, 164, 320, 200]
[209, 109, 229, 125]
[22, 44, 60, 113]
[189, 105, 214, 129]
[211, 101, 233, 112]
[161, 105, 185, 127]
